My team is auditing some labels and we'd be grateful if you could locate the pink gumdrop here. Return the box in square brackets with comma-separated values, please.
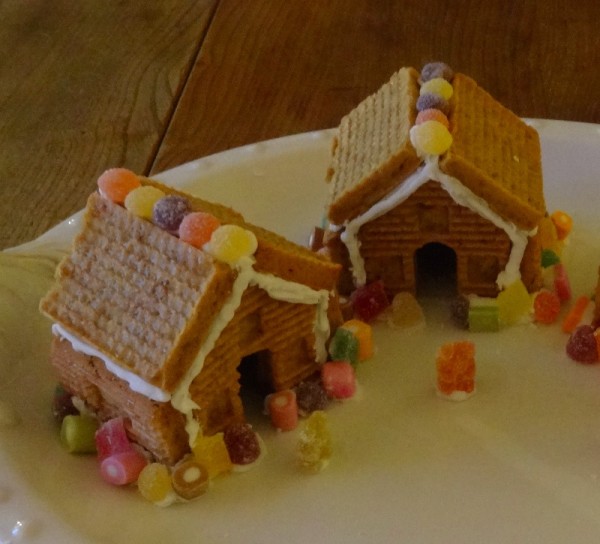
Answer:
[553, 263, 572, 302]
[100, 450, 148, 486]
[415, 108, 449, 128]
[321, 361, 356, 400]
[95, 417, 133, 462]
[350, 280, 390, 322]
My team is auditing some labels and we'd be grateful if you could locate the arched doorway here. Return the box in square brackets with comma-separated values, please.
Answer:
[414, 242, 457, 297]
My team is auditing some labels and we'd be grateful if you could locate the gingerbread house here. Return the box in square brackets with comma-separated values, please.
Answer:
[40, 178, 341, 465]
[323, 65, 546, 298]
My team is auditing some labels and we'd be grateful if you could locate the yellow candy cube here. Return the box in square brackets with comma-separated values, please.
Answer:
[191, 432, 233, 479]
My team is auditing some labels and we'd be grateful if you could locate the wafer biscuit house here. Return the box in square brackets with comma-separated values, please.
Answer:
[40, 178, 341, 464]
[323, 65, 546, 299]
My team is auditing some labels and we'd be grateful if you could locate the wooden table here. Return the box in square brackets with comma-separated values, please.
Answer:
[1, 0, 599, 249]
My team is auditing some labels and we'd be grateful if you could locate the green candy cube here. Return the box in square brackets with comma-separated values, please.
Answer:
[328, 327, 359, 366]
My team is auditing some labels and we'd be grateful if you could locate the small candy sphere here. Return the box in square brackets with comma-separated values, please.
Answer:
[415, 108, 449, 128]
[420, 62, 454, 82]
[153, 195, 191, 232]
[205, 224, 258, 264]
[178, 212, 221, 248]
[410, 120, 453, 156]
[124, 186, 166, 220]
[137, 462, 173, 504]
[416, 93, 450, 115]
[97, 168, 141, 204]
[420, 78, 453, 100]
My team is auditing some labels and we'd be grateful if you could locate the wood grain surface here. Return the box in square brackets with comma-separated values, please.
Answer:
[1, 0, 599, 249]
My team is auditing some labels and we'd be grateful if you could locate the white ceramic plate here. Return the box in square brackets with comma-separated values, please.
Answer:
[2, 121, 600, 543]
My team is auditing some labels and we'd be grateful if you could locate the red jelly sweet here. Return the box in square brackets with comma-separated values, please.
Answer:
[566, 325, 599, 364]
[223, 423, 261, 465]
[350, 280, 390, 322]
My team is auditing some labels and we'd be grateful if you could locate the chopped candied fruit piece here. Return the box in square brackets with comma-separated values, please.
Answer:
[562, 295, 590, 333]
[533, 290, 561, 324]
[436, 341, 476, 400]
[97, 168, 140, 204]
[191, 432, 232, 479]
[350, 280, 389, 322]
[328, 327, 359, 366]
[566, 325, 599, 364]
[541, 249, 561, 268]
[171, 455, 209, 500]
[297, 411, 332, 473]
[340, 319, 373, 361]
[223, 423, 261, 465]
[137, 463, 174, 505]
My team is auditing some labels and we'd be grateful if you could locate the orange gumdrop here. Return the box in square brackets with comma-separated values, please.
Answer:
[550, 210, 573, 241]
[415, 108, 450, 128]
[97, 168, 141, 204]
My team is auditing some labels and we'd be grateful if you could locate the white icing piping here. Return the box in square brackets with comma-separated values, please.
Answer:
[333, 157, 536, 290]
[51, 323, 171, 402]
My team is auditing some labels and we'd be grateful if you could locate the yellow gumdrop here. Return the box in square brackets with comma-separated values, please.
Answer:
[420, 77, 454, 100]
[411, 120, 453, 156]
[124, 186, 166, 219]
[206, 225, 258, 264]
[191, 433, 233, 479]
[137, 462, 173, 504]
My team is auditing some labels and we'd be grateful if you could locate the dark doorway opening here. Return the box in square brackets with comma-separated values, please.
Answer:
[237, 351, 274, 418]
[415, 243, 457, 298]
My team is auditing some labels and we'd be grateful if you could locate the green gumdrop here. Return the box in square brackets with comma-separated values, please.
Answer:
[468, 301, 499, 332]
[60, 414, 98, 454]
[541, 249, 560, 268]
[328, 327, 359, 366]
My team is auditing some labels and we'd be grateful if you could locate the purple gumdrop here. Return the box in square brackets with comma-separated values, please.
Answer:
[295, 380, 329, 416]
[566, 325, 599, 364]
[152, 195, 191, 232]
[416, 93, 450, 115]
[420, 62, 454, 83]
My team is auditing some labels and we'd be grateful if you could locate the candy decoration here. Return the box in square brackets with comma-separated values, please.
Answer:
[554, 263, 572, 302]
[537, 216, 561, 253]
[436, 341, 476, 400]
[533, 290, 561, 324]
[420, 62, 454, 83]
[223, 423, 261, 466]
[328, 327, 359, 366]
[566, 325, 599, 364]
[550, 210, 573, 241]
[60, 414, 98, 453]
[541, 249, 560, 268]
[152, 195, 191, 232]
[191, 433, 233, 479]
[95, 417, 133, 462]
[497, 280, 532, 327]
[321, 361, 356, 400]
[52, 384, 78, 424]
[137, 463, 174, 505]
[350, 280, 389, 322]
[387, 291, 425, 329]
[204, 224, 258, 264]
[100, 450, 148, 486]
[415, 108, 450, 128]
[562, 295, 590, 334]
[171, 456, 210, 500]
[468, 299, 499, 332]
[267, 390, 299, 431]
[416, 93, 450, 115]
[178, 212, 221, 249]
[294, 381, 330, 416]
[340, 319, 374, 361]
[97, 168, 141, 204]
[297, 411, 332, 473]
[420, 78, 454, 100]
[124, 186, 166, 220]
[410, 120, 453, 156]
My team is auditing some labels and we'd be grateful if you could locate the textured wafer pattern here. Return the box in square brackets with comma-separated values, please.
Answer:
[326, 67, 421, 224]
[440, 73, 545, 230]
[41, 193, 235, 392]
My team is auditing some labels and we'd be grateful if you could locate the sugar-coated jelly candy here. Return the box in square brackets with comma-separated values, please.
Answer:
[297, 411, 332, 473]
[266, 390, 298, 431]
[171, 455, 209, 500]
[204, 224, 258, 264]
[541, 249, 560, 268]
[450, 295, 470, 329]
[562, 295, 590, 333]
[554, 263, 572, 302]
[416, 93, 450, 115]
[420, 78, 453, 100]
[223, 423, 261, 466]
[533, 290, 561, 324]
[328, 327, 359, 366]
[550, 210, 573, 241]
[52, 384, 78, 423]
[350, 280, 389, 322]
[566, 325, 599, 364]
[340, 319, 373, 361]
[295, 381, 330, 416]
[97, 168, 141, 204]
[60, 414, 98, 453]
[436, 341, 476, 400]
[420, 62, 454, 82]
[137, 462, 174, 505]
[100, 450, 148, 486]
[321, 361, 356, 400]
[191, 433, 232, 478]
[497, 280, 532, 327]
[152, 195, 191, 232]
[537, 216, 561, 253]
[387, 291, 425, 329]
[468, 299, 499, 332]
[178, 212, 221, 249]
[415, 108, 450, 128]
[124, 186, 165, 220]
[410, 120, 453, 156]
[95, 417, 133, 462]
